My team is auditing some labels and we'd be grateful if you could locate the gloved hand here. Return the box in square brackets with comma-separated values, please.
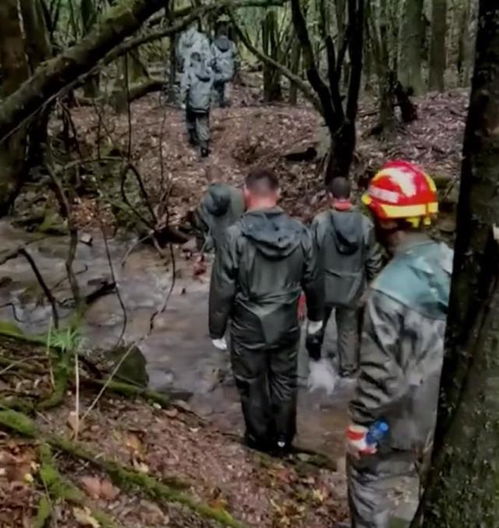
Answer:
[181, 103, 186, 110]
[346, 424, 377, 459]
[212, 337, 227, 351]
[307, 358, 337, 395]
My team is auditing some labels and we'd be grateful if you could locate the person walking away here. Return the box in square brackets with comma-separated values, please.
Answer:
[192, 183, 245, 252]
[211, 22, 239, 107]
[176, 22, 211, 74]
[343, 161, 453, 528]
[307, 177, 383, 379]
[180, 52, 214, 158]
[209, 168, 324, 453]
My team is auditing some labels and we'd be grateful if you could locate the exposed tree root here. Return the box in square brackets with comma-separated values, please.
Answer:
[0, 410, 248, 528]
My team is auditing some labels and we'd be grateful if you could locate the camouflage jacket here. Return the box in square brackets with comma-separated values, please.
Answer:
[349, 234, 453, 452]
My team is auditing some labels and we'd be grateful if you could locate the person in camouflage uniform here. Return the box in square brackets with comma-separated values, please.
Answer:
[180, 51, 214, 157]
[176, 22, 211, 73]
[209, 168, 324, 453]
[308, 177, 383, 377]
[343, 161, 453, 528]
[192, 183, 245, 252]
[210, 21, 239, 107]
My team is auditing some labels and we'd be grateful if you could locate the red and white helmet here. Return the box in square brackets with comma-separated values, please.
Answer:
[362, 160, 438, 227]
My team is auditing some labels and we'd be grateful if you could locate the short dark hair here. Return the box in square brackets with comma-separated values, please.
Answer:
[328, 177, 351, 199]
[245, 168, 279, 194]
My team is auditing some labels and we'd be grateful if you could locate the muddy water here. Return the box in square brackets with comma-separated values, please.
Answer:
[0, 222, 350, 462]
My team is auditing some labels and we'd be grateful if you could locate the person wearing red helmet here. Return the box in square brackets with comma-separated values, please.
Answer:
[342, 161, 453, 527]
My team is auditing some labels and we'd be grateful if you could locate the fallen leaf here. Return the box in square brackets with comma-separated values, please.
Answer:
[124, 432, 143, 454]
[67, 411, 80, 434]
[132, 459, 149, 474]
[80, 476, 101, 499]
[73, 507, 100, 527]
[99, 479, 120, 501]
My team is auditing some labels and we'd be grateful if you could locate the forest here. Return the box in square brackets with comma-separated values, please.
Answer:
[0, 0, 498, 527]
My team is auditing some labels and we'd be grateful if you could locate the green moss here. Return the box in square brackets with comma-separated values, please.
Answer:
[34, 496, 52, 528]
[38, 351, 70, 410]
[0, 409, 38, 436]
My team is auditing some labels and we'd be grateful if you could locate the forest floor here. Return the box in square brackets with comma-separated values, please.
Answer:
[64, 81, 467, 232]
[0, 337, 347, 528]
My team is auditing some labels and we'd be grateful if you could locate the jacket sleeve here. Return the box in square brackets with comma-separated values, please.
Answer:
[301, 227, 324, 322]
[349, 291, 408, 425]
[364, 220, 384, 282]
[209, 229, 238, 339]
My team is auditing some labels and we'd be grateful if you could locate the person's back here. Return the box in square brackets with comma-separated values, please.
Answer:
[194, 183, 245, 252]
[309, 178, 382, 377]
[211, 35, 237, 82]
[181, 55, 214, 113]
[180, 52, 214, 157]
[209, 168, 323, 452]
[177, 25, 211, 71]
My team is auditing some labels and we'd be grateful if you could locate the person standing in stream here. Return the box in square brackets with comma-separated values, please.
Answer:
[208, 168, 324, 453]
[307, 177, 383, 379]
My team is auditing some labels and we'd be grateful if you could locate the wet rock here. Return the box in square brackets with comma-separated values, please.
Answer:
[108, 345, 149, 388]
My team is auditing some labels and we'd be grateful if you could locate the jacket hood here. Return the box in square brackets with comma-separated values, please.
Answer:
[191, 59, 212, 82]
[183, 27, 199, 48]
[215, 35, 231, 52]
[240, 209, 302, 259]
[203, 183, 231, 216]
[330, 210, 362, 255]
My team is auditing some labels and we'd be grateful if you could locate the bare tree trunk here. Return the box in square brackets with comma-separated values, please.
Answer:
[262, 10, 282, 102]
[398, 0, 424, 95]
[415, 2, 499, 525]
[429, 0, 447, 91]
[288, 38, 301, 105]
[20, 0, 52, 169]
[0, 0, 30, 215]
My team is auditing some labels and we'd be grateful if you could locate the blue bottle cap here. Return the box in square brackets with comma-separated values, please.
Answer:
[379, 422, 389, 433]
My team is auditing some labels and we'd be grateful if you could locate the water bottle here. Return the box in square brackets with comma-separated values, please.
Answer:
[366, 420, 389, 448]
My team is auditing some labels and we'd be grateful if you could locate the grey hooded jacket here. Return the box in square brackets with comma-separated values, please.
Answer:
[195, 183, 245, 252]
[176, 27, 211, 71]
[181, 57, 214, 112]
[211, 36, 238, 82]
[209, 207, 324, 347]
[350, 235, 453, 452]
[312, 209, 383, 307]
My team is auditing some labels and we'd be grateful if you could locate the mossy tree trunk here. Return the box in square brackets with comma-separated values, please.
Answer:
[416, 1, 499, 525]
[0, 0, 30, 215]
[398, 0, 424, 95]
[429, 0, 447, 91]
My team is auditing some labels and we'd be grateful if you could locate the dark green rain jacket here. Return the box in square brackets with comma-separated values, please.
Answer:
[209, 207, 324, 348]
[194, 183, 245, 252]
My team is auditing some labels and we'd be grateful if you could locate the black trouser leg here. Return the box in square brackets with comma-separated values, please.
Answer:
[231, 341, 272, 450]
[185, 107, 198, 145]
[268, 341, 299, 448]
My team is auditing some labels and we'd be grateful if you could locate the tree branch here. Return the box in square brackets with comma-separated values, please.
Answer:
[0, 0, 171, 143]
[230, 13, 322, 112]
[290, 0, 336, 130]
